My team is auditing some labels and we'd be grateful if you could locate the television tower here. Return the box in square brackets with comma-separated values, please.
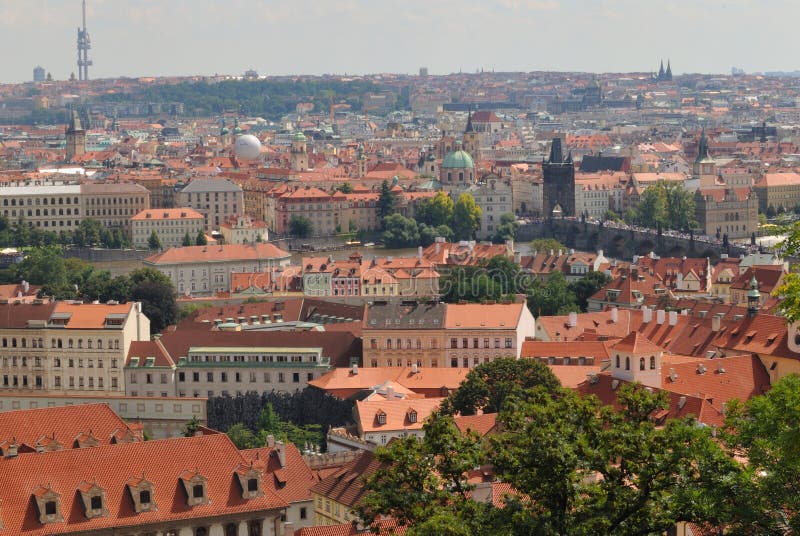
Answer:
[76, 0, 92, 81]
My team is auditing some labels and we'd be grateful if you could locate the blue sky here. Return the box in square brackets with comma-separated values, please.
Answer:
[0, 0, 797, 82]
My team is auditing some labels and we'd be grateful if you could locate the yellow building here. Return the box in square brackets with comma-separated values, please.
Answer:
[131, 208, 205, 249]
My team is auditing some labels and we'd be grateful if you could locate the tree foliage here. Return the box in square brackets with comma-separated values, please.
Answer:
[568, 270, 611, 311]
[148, 230, 162, 250]
[377, 180, 396, 223]
[529, 238, 566, 253]
[452, 193, 482, 240]
[633, 181, 696, 231]
[527, 271, 579, 316]
[415, 192, 454, 227]
[492, 213, 518, 244]
[381, 214, 420, 248]
[289, 215, 313, 238]
[195, 229, 208, 246]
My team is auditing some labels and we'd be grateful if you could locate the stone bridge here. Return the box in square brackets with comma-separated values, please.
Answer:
[516, 220, 749, 261]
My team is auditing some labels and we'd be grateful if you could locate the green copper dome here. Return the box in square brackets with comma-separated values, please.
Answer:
[748, 276, 761, 299]
[441, 148, 475, 169]
[292, 131, 307, 142]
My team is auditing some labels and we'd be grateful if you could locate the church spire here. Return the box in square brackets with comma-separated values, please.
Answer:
[665, 59, 672, 81]
[465, 109, 474, 133]
[658, 59, 665, 79]
[696, 128, 710, 163]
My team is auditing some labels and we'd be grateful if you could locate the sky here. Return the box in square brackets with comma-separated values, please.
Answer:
[1, 0, 798, 83]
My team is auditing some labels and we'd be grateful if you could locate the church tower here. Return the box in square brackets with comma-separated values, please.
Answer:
[542, 138, 575, 217]
[291, 131, 308, 172]
[609, 330, 663, 389]
[693, 128, 716, 177]
[65, 109, 86, 162]
[462, 110, 481, 161]
[665, 59, 673, 81]
[355, 144, 367, 178]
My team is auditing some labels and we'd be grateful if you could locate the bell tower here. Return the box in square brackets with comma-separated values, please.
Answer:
[610, 332, 663, 389]
[291, 131, 308, 171]
[462, 110, 480, 160]
[65, 109, 86, 162]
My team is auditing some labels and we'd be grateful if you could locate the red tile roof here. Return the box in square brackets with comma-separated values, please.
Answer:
[241, 441, 319, 504]
[611, 332, 664, 354]
[444, 303, 524, 329]
[0, 404, 140, 453]
[0, 434, 286, 535]
[453, 413, 498, 437]
[309, 450, 381, 508]
[145, 243, 290, 265]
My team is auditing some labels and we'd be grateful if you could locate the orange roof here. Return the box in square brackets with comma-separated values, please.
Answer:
[309, 367, 470, 399]
[0, 404, 140, 452]
[444, 303, 524, 329]
[52, 302, 135, 329]
[453, 413, 498, 437]
[0, 434, 286, 535]
[356, 397, 443, 433]
[145, 243, 290, 265]
[241, 442, 319, 504]
[611, 332, 664, 354]
[131, 208, 204, 221]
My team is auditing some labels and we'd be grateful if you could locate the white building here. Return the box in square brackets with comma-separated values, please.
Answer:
[177, 178, 244, 231]
[131, 208, 205, 249]
[467, 175, 514, 239]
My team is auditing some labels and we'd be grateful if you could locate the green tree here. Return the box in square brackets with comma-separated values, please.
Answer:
[415, 191, 454, 227]
[12, 246, 69, 294]
[335, 182, 354, 193]
[568, 270, 611, 311]
[452, 193, 482, 240]
[527, 271, 579, 316]
[419, 223, 453, 247]
[635, 183, 668, 229]
[289, 215, 313, 238]
[182, 232, 192, 247]
[722, 374, 800, 532]
[129, 268, 177, 334]
[377, 180, 396, 223]
[529, 238, 566, 253]
[664, 181, 697, 230]
[148, 231, 162, 250]
[195, 229, 208, 246]
[491, 213, 518, 244]
[381, 214, 420, 248]
[441, 357, 561, 416]
[489, 384, 744, 535]
[227, 423, 258, 449]
[181, 415, 201, 437]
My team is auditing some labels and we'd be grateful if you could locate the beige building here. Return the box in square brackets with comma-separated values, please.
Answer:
[694, 188, 758, 239]
[131, 208, 205, 249]
[468, 175, 513, 239]
[0, 301, 150, 396]
[81, 182, 151, 236]
[753, 172, 800, 213]
[0, 181, 82, 231]
[177, 178, 245, 231]
[362, 301, 536, 368]
[144, 243, 291, 296]
[220, 214, 269, 244]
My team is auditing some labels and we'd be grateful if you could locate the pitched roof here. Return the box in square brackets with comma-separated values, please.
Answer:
[309, 367, 471, 399]
[0, 434, 286, 535]
[131, 208, 204, 221]
[309, 450, 381, 508]
[611, 332, 664, 354]
[145, 243, 290, 265]
[453, 413, 498, 437]
[356, 398, 444, 433]
[444, 303, 524, 329]
[180, 178, 242, 193]
[241, 442, 319, 504]
[0, 404, 139, 452]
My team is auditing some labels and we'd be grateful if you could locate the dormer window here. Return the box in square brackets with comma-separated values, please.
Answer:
[407, 409, 417, 424]
[127, 474, 157, 513]
[78, 480, 108, 519]
[180, 469, 209, 507]
[376, 411, 387, 425]
[33, 484, 63, 524]
[234, 463, 264, 500]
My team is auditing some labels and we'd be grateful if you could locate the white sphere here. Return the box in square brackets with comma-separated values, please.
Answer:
[234, 134, 262, 160]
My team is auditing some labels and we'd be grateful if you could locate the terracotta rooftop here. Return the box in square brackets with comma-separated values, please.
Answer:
[309, 450, 381, 509]
[145, 243, 290, 265]
[241, 441, 319, 505]
[611, 332, 664, 355]
[356, 397, 444, 433]
[444, 302, 524, 329]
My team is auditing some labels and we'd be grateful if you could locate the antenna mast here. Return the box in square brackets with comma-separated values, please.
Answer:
[77, 0, 93, 81]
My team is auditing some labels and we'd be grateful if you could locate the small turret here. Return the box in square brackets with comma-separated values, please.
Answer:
[747, 275, 760, 318]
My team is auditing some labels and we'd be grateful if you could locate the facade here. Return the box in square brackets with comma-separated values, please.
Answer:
[310, 450, 380, 526]
[468, 174, 513, 239]
[542, 138, 576, 217]
[177, 178, 245, 231]
[144, 243, 291, 296]
[354, 397, 444, 446]
[131, 208, 205, 249]
[0, 181, 82, 231]
[0, 301, 150, 397]
[362, 301, 535, 368]
[81, 182, 151, 236]
[752, 172, 800, 213]
[439, 142, 476, 193]
[574, 172, 627, 219]
[220, 214, 269, 245]
[694, 188, 758, 239]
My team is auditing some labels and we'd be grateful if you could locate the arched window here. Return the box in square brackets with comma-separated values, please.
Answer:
[97, 339, 102, 349]
[625, 357, 630, 371]
[639, 357, 645, 371]
[615, 355, 620, 368]
[650, 356, 656, 370]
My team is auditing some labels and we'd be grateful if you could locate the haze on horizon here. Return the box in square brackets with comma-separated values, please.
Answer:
[1, 0, 797, 83]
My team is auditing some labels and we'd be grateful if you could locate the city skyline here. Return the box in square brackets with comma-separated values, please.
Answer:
[1, 0, 799, 83]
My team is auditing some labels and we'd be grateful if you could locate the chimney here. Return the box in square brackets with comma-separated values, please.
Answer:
[283, 522, 294, 536]
[610, 307, 619, 323]
[568, 312, 578, 328]
[351, 364, 358, 375]
[275, 440, 286, 468]
[411, 363, 418, 374]
[386, 386, 394, 399]
[711, 315, 721, 332]
[642, 306, 652, 323]
[418, 246, 423, 259]
[668, 311, 678, 326]
[266, 434, 275, 448]
[656, 309, 666, 325]
[514, 250, 521, 264]
[435, 242, 441, 254]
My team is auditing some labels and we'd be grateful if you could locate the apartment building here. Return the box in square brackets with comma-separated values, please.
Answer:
[0, 301, 150, 396]
[362, 300, 535, 368]
[220, 214, 269, 244]
[753, 172, 800, 213]
[0, 181, 82, 231]
[131, 208, 205, 249]
[144, 243, 291, 296]
[177, 178, 244, 231]
[80, 182, 151, 235]
[467, 175, 513, 239]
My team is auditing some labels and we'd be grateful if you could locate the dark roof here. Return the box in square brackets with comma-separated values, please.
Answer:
[363, 301, 446, 331]
[309, 450, 381, 508]
[180, 178, 242, 193]
[579, 155, 629, 172]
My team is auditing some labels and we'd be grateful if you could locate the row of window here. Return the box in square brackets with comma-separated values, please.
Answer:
[136, 370, 315, 385]
[1, 374, 116, 389]
[2, 196, 79, 206]
[2, 356, 117, 369]
[1, 337, 120, 350]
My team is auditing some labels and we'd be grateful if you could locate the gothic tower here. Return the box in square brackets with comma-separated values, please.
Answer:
[461, 110, 481, 160]
[65, 109, 86, 162]
[355, 144, 367, 178]
[542, 138, 575, 217]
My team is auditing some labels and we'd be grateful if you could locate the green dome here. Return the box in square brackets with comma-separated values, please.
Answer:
[442, 149, 475, 169]
[292, 131, 307, 142]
